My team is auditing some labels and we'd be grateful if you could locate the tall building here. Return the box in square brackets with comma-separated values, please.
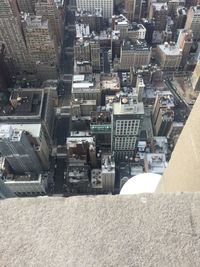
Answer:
[90, 42, 101, 72]
[75, 8, 103, 33]
[0, 43, 11, 90]
[191, 59, 200, 91]
[0, 0, 32, 74]
[177, 29, 193, 68]
[101, 154, 115, 192]
[185, 5, 200, 40]
[167, 0, 185, 18]
[152, 91, 175, 136]
[23, 14, 58, 80]
[156, 93, 200, 192]
[35, 0, 62, 47]
[0, 88, 55, 146]
[185, 0, 200, 8]
[120, 39, 151, 71]
[90, 111, 111, 151]
[111, 97, 144, 160]
[0, 125, 42, 174]
[174, 7, 187, 30]
[3, 173, 48, 197]
[76, 0, 113, 19]
[124, 0, 143, 22]
[0, 178, 15, 199]
[149, 2, 168, 31]
[157, 42, 182, 70]
[17, 0, 36, 14]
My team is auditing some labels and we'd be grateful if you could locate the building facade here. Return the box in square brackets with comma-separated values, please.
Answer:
[111, 97, 144, 161]
[0, 0, 33, 74]
[185, 5, 200, 40]
[120, 39, 151, 71]
[76, 0, 113, 19]
[157, 42, 182, 70]
[177, 29, 193, 68]
[0, 125, 42, 174]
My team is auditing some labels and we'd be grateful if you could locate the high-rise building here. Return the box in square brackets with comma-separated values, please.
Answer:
[191, 59, 200, 91]
[0, 88, 55, 146]
[101, 154, 115, 192]
[120, 39, 151, 71]
[152, 91, 175, 136]
[0, 177, 15, 199]
[167, 0, 185, 18]
[75, 8, 103, 33]
[17, 0, 36, 14]
[35, 0, 62, 47]
[124, 0, 142, 22]
[177, 29, 193, 68]
[90, 42, 101, 72]
[0, 43, 11, 90]
[0, 0, 33, 74]
[185, 5, 200, 40]
[0, 125, 42, 174]
[111, 97, 144, 160]
[174, 7, 187, 30]
[157, 42, 182, 70]
[185, 0, 200, 8]
[90, 111, 111, 151]
[23, 14, 58, 80]
[149, 2, 168, 31]
[76, 0, 113, 19]
[136, 75, 145, 102]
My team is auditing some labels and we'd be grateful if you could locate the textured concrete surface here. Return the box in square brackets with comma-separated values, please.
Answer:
[1, 194, 200, 267]
[156, 94, 200, 192]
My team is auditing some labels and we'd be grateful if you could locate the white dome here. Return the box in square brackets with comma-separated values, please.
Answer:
[120, 173, 161, 195]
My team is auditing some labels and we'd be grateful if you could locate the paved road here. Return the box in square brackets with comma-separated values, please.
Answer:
[53, 1, 75, 194]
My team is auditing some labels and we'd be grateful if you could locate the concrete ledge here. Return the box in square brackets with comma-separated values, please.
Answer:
[1, 194, 200, 266]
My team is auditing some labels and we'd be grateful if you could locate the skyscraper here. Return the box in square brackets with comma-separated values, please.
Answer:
[17, 0, 36, 14]
[124, 0, 143, 22]
[177, 29, 193, 68]
[36, 0, 62, 47]
[185, 5, 200, 40]
[191, 59, 200, 91]
[0, 125, 42, 174]
[111, 97, 144, 160]
[0, 0, 32, 74]
[23, 14, 58, 80]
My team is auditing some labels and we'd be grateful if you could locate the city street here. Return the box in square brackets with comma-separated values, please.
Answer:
[53, 1, 75, 194]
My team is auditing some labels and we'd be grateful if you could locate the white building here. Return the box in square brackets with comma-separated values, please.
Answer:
[76, 0, 113, 19]
[111, 97, 144, 160]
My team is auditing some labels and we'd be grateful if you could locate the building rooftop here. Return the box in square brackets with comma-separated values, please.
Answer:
[144, 153, 167, 174]
[76, 8, 102, 17]
[101, 154, 115, 174]
[1, 194, 200, 266]
[0, 89, 44, 121]
[75, 23, 90, 38]
[0, 123, 41, 138]
[113, 101, 144, 116]
[100, 73, 120, 91]
[152, 2, 168, 11]
[112, 14, 129, 26]
[158, 43, 182, 56]
[122, 39, 150, 51]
